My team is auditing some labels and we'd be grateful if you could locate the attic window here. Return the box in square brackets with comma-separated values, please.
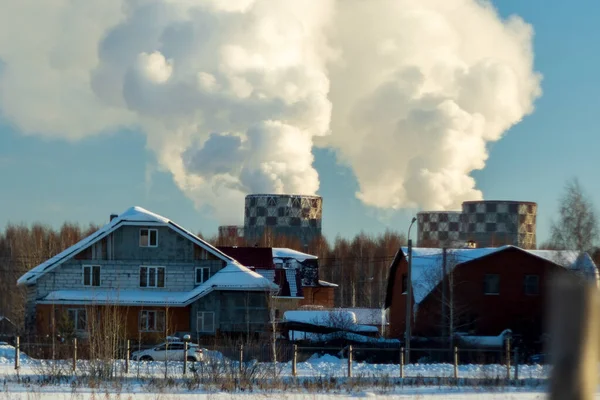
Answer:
[140, 229, 158, 247]
[83, 265, 101, 287]
[195, 267, 211, 284]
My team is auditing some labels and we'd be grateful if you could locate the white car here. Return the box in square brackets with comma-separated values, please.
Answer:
[131, 341, 204, 362]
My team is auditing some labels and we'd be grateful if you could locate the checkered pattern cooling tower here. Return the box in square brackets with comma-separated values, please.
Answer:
[461, 201, 537, 249]
[417, 211, 463, 247]
[218, 225, 245, 239]
[244, 194, 323, 246]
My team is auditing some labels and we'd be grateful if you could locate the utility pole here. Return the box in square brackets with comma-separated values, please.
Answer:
[405, 237, 413, 362]
[449, 264, 454, 352]
[442, 247, 447, 344]
[404, 216, 416, 363]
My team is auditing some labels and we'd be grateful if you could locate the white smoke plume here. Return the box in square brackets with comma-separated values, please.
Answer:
[323, 0, 542, 211]
[0, 0, 540, 220]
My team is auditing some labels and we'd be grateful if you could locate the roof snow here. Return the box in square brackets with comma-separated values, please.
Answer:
[344, 308, 388, 326]
[42, 261, 277, 306]
[17, 206, 234, 286]
[404, 245, 599, 305]
[272, 248, 317, 261]
[317, 280, 339, 288]
[282, 310, 378, 333]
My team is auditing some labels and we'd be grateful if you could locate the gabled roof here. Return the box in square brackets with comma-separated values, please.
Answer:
[385, 245, 599, 308]
[17, 206, 235, 286]
[39, 260, 278, 306]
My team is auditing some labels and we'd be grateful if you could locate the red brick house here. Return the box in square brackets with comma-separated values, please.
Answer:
[385, 245, 598, 345]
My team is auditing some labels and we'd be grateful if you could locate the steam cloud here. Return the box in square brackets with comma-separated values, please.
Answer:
[0, 0, 541, 221]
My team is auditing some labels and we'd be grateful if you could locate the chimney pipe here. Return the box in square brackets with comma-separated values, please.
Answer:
[109, 214, 118, 222]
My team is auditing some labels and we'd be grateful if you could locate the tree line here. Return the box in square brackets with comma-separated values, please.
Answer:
[1, 177, 598, 333]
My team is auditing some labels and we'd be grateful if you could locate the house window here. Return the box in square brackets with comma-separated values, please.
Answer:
[140, 266, 165, 288]
[83, 265, 101, 287]
[139, 310, 165, 332]
[401, 274, 408, 294]
[67, 309, 87, 331]
[197, 311, 215, 333]
[524, 275, 540, 295]
[484, 274, 500, 295]
[140, 229, 158, 247]
[195, 267, 211, 284]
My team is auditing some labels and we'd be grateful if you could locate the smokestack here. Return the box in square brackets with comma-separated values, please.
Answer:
[109, 214, 118, 222]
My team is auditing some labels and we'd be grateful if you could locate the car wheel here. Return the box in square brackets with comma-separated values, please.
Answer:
[140, 356, 153, 362]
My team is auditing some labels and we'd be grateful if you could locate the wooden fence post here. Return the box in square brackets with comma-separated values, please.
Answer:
[72, 338, 77, 372]
[347, 345, 353, 378]
[400, 346, 405, 378]
[453, 346, 458, 379]
[514, 347, 519, 381]
[505, 337, 511, 380]
[292, 345, 297, 377]
[239, 344, 244, 374]
[14, 336, 19, 371]
[125, 340, 130, 374]
[549, 275, 600, 400]
[183, 341, 188, 375]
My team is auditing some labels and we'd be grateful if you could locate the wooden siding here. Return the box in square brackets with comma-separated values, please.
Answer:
[300, 287, 335, 308]
[35, 304, 190, 342]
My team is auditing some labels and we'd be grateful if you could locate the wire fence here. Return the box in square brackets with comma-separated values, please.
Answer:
[4, 335, 542, 383]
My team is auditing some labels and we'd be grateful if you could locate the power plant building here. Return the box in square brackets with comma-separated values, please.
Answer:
[243, 194, 323, 246]
[417, 200, 537, 249]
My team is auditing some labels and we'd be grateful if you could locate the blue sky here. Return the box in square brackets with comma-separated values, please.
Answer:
[1, 0, 599, 245]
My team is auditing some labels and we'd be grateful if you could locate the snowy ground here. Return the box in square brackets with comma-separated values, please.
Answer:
[0, 344, 571, 399]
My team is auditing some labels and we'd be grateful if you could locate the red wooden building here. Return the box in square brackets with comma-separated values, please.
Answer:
[385, 245, 598, 345]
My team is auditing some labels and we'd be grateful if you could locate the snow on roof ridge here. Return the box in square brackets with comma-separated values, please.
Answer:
[17, 206, 233, 286]
[119, 206, 170, 223]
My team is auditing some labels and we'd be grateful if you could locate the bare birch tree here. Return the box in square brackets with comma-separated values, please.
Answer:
[549, 178, 599, 253]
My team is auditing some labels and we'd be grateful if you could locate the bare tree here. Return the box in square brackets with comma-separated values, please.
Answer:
[417, 250, 474, 346]
[549, 178, 599, 253]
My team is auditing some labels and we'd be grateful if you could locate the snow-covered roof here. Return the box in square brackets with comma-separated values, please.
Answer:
[405, 245, 599, 305]
[288, 330, 399, 344]
[272, 248, 317, 261]
[40, 261, 277, 306]
[344, 308, 388, 326]
[17, 206, 234, 286]
[282, 310, 378, 333]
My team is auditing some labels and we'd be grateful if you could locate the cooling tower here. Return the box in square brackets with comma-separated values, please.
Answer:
[417, 211, 463, 247]
[461, 200, 537, 249]
[244, 194, 323, 246]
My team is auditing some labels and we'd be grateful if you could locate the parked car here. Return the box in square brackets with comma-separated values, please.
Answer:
[131, 341, 204, 362]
